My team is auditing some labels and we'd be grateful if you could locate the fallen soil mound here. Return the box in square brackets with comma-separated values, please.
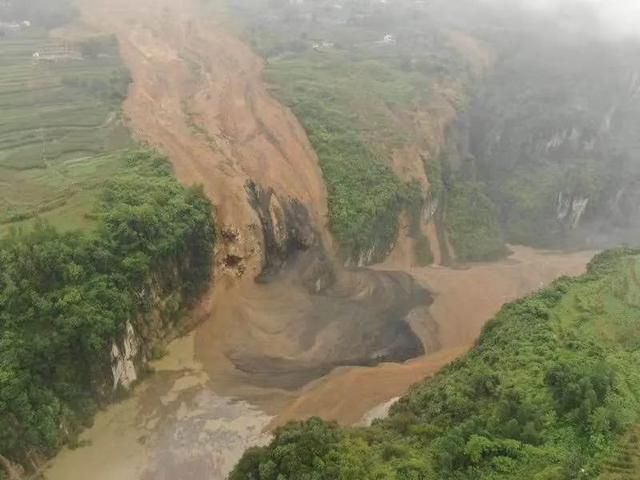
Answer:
[274, 246, 595, 426]
[77, 0, 431, 395]
[211, 261, 430, 390]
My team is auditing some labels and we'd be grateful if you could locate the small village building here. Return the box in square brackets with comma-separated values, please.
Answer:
[382, 33, 396, 44]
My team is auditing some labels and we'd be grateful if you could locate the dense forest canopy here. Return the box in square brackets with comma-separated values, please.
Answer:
[0, 151, 215, 467]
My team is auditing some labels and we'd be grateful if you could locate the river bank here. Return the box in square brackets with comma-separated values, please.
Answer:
[44, 246, 593, 480]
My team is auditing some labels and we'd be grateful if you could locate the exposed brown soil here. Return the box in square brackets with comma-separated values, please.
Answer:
[77, 0, 332, 281]
[194, 263, 429, 396]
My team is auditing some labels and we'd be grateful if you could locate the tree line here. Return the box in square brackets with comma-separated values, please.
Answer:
[0, 151, 215, 471]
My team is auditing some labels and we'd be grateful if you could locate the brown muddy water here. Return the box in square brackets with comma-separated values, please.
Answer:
[44, 246, 594, 480]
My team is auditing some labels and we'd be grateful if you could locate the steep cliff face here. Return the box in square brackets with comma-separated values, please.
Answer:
[110, 322, 139, 391]
[246, 181, 334, 289]
[463, 23, 640, 249]
[398, 1, 640, 256]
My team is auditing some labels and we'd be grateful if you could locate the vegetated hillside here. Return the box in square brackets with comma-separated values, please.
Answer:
[231, 249, 640, 479]
[265, 54, 423, 265]
[0, 2, 132, 232]
[0, 3, 217, 475]
[0, 151, 215, 475]
[228, 0, 499, 265]
[465, 26, 640, 250]
[228, 0, 640, 263]
[407, 3, 640, 253]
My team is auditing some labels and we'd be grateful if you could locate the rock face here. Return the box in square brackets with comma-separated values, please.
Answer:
[246, 181, 330, 288]
[0, 453, 24, 480]
[556, 193, 589, 230]
[110, 322, 139, 391]
[461, 18, 640, 248]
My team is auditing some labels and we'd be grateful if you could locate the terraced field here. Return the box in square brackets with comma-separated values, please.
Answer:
[0, 29, 132, 231]
[600, 427, 640, 479]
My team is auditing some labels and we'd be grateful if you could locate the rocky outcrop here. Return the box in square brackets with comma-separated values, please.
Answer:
[557, 192, 589, 230]
[246, 181, 332, 289]
[458, 24, 640, 249]
[0, 454, 23, 480]
[111, 321, 139, 391]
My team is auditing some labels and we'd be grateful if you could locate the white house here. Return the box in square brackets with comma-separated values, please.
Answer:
[382, 34, 396, 44]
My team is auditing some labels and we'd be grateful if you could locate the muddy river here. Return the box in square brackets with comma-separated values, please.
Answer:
[44, 246, 594, 480]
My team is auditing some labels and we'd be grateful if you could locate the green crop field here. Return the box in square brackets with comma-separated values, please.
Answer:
[0, 29, 133, 233]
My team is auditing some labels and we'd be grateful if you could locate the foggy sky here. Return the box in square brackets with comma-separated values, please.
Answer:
[516, 0, 640, 38]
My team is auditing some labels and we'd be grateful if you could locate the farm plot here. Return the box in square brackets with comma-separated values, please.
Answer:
[0, 29, 132, 231]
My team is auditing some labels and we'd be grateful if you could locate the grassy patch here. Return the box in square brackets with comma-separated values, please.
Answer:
[0, 29, 133, 231]
[265, 52, 428, 262]
[446, 179, 507, 262]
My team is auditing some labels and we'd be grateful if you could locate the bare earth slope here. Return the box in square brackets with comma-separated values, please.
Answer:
[77, 0, 331, 280]
[44, 247, 592, 480]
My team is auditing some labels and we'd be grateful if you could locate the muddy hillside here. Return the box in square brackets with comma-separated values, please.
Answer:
[76, 0, 329, 279]
[75, 0, 430, 384]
